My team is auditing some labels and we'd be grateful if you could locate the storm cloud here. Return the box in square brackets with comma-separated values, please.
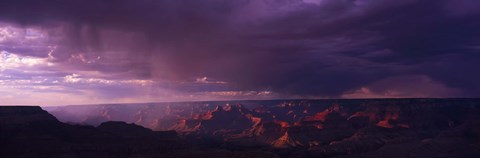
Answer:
[1, 0, 479, 105]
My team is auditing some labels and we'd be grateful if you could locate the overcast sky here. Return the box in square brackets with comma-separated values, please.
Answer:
[0, 0, 479, 106]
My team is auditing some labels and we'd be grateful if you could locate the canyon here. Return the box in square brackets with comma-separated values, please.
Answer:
[2, 99, 480, 157]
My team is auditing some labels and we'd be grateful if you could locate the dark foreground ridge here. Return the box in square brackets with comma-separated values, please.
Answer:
[0, 106, 277, 158]
[2, 99, 480, 157]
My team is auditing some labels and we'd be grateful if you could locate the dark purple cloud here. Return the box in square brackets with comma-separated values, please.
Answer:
[0, 0, 479, 103]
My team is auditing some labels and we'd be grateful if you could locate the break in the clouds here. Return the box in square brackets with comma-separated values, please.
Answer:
[0, 0, 479, 105]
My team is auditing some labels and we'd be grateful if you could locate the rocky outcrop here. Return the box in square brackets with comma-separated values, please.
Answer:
[272, 131, 301, 148]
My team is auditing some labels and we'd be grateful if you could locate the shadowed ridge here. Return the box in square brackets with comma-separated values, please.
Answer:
[0, 106, 60, 126]
[97, 121, 178, 140]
